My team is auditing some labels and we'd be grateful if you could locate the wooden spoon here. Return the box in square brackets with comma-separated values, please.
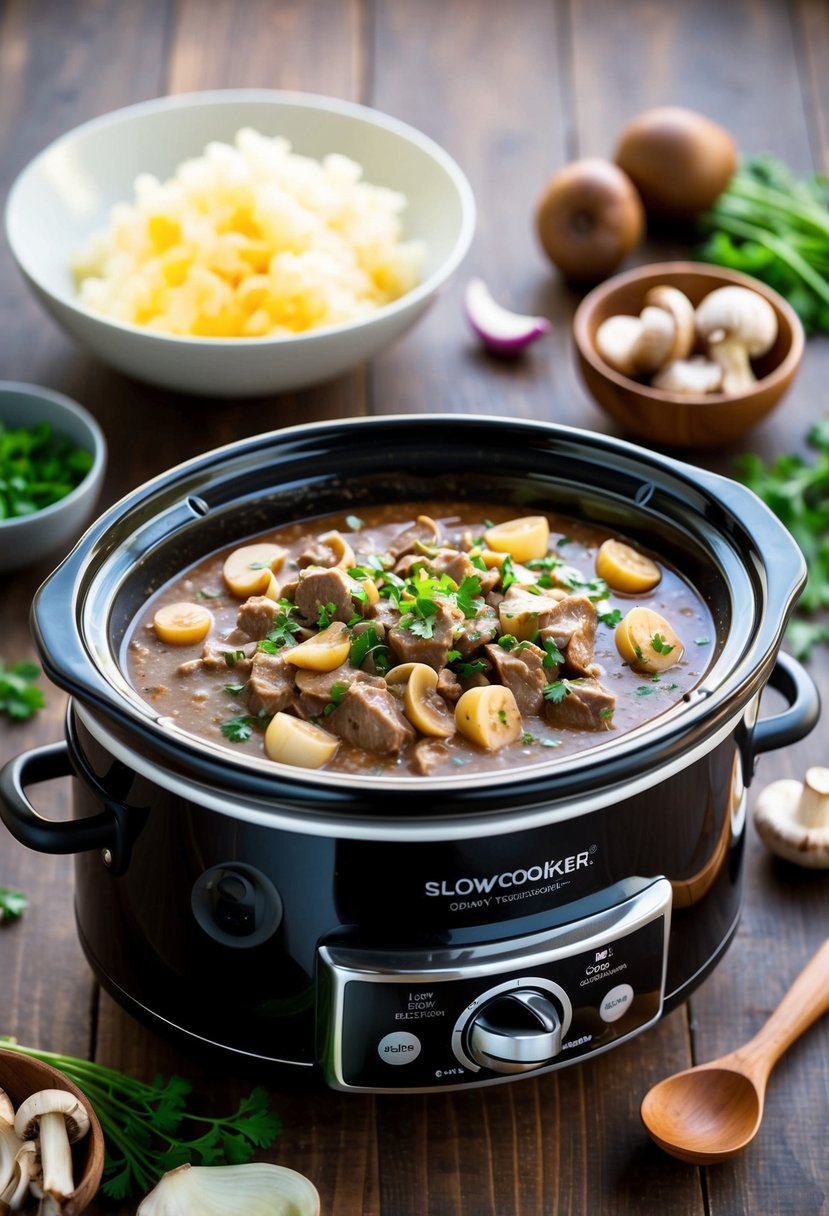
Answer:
[640, 937, 829, 1164]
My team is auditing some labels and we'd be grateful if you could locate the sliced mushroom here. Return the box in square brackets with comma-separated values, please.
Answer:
[615, 606, 684, 673]
[0, 1092, 23, 1204]
[695, 285, 778, 394]
[400, 663, 455, 738]
[282, 622, 351, 672]
[644, 285, 696, 361]
[484, 516, 551, 564]
[0, 1141, 38, 1211]
[454, 685, 522, 750]
[222, 543, 286, 599]
[264, 712, 339, 769]
[14, 1089, 90, 1211]
[754, 767, 829, 867]
[651, 356, 724, 395]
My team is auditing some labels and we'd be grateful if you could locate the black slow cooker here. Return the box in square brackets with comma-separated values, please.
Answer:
[0, 416, 819, 1092]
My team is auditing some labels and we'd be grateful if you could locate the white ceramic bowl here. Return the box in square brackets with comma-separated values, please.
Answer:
[0, 382, 107, 573]
[5, 90, 476, 398]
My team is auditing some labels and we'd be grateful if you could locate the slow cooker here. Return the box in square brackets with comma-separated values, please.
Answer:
[0, 416, 819, 1092]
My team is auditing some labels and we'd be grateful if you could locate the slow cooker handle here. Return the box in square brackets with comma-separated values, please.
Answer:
[752, 650, 821, 759]
[0, 741, 124, 860]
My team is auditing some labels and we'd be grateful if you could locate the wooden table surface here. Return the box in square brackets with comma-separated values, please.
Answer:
[2, 1, 829, 1213]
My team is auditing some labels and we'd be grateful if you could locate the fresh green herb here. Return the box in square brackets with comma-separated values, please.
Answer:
[497, 708, 508, 725]
[0, 660, 45, 721]
[650, 633, 674, 656]
[350, 627, 390, 673]
[454, 574, 483, 617]
[542, 680, 571, 704]
[351, 585, 369, 605]
[223, 649, 246, 667]
[599, 707, 615, 720]
[323, 681, 349, 716]
[735, 421, 829, 657]
[541, 638, 564, 667]
[316, 601, 337, 628]
[345, 514, 364, 531]
[220, 714, 256, 742]
[697, 155, 829, 334]
[634, 685, 657, 697]
[195, 587, 222, 601]
[0, 420, 93, 520]
[541, 738, 562, 748]
[499, 554, 517, 591]
[470, 553, 488, 571]
[261, 603, 303, 649]
[598, 607, 623, 628]
[0, 1037, 281, 1200]
[452, 657, 488, 677]
[694, 636, 711, 646]
[526, 555, 563, 573]
[520, 732, 536, 745]
[222, 683, 246, 696]
[557, 536, 573, 548]
[0, 888, 27, 923]
[498, 634, 531, 654]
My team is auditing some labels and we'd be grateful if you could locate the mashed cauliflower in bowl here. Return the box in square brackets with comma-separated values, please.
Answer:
[72, 129, 425, 339]
[6, 90, 475, 396]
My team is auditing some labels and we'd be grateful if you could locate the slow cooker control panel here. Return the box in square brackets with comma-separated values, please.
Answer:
[317, 878, 672, 1092]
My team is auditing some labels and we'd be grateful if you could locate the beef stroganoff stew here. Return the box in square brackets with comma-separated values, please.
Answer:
[124, 503, 715, 777]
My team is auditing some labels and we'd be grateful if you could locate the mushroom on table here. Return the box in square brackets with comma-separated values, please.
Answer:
[14, 1089, 90, 1214]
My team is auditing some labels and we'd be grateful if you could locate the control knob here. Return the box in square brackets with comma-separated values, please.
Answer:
[466, 990, 562, 1074]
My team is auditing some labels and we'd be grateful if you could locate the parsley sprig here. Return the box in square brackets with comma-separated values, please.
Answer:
[0, 420, 93, 519]
[0, 888, 27, 923]
[0, 660, 45, 721]
[0, 1038, 281, 1200]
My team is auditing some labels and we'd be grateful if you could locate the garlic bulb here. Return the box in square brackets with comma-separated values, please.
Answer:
[137, 1162, 320, 1216]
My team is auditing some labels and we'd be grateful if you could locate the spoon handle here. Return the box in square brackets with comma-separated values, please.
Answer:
[735, 936, 829, 1084]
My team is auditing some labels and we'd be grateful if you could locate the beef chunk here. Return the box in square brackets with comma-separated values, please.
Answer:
[388, 601, 465, 671]
[543, 678, 615, 731]
[412, 738, 451, 775]
[327, 682, 415, 755]
[540, 594, 599, 677]
[436, 667, 462, 704]
[370, 599, 402, 631]
[298, 531, 351, 569]
[294, 566, 364, 623]
[234, 596, 284, 641]
[198, 638, 258, 674]
[294, 662, 384, 719]
[485, 641, 549, 716]
[430, 548, 476, 585]
[244, 651, 297, 716]
[498, 584, 568, 640]
[453, 605, 500, 657]
[386, 515, 440, 560]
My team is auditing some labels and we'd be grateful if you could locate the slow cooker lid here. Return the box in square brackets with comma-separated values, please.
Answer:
[33, 415, 805, 814]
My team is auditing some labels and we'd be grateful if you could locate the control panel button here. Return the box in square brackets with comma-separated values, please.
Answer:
[378, 1032, 422, 1065]
[467, 990, 562, 1074]
[600, 983, 634, 1023]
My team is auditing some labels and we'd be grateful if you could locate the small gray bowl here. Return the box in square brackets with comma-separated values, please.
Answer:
[0, 382, 107, 573]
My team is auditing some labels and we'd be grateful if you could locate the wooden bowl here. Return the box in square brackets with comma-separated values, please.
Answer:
[0, 1048, 105, 1215]
[572, 261, 805, 449]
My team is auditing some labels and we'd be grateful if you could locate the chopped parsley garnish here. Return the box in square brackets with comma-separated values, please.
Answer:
[220, 715, 256, 742]
[345, 514, 364, 531]
[634, 685, 657, 697]
[650, 633, 674, 655]
[598, 607, 623, 628]
[498, 634, 531, 654]
[323, 681, 349, 715]
[599, 707, 615, 719]
[694, 636, 711, 646]
[557, 535, 573, 547]
[499, 554, 517, 591]
[0, 660, 45, 721]
[0, 888, 27, 924]
[470, 553, 488, 571]
[316, 601, 337, 628]
[261, 603, 303, 649]
[542, 680, 571, 704]
[223, 649, 247, 667]
[497, 708, 509, 725]
[520, 732, 536, 745]
[541, 638, 564, 667]
[223, 683, 246, 695]
[195, 587, 222, 600]
[0, 420, 93, 519]
[247, 560, 273, 570]
[350, 626, 390, 673]
[452, 657, 488, 677]
[398, 570, 482, 638]
[454, 574, 484, 617]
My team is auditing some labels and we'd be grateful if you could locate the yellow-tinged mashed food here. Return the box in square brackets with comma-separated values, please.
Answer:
[72, 129, 425, 338]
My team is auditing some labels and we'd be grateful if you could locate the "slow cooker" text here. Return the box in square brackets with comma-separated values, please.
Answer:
[424, 853, 591, 897]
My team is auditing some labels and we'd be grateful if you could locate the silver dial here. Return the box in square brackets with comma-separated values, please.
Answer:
[466, 990, 562, 1074]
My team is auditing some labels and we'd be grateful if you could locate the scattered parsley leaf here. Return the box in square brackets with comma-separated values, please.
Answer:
[541, 638, 564, 667]
[316, 601, 337, 628]
[345, 514, 364, 531]
[650, 633, 674, 656]
[0, 660, 45, 721]
[542, 680, 571, 704]
[323, 681, 349, 715]
[598, 607, 623, 628]
[0, 888, 27, 923]
[220, 714, 255, 742]
[223, 649, 246, 667]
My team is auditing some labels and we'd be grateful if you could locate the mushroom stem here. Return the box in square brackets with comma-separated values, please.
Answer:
[0, 1142, 37, 1211]
[795, 767, 829, 828]
[708, 335, 756, 393]
[38, 1111, 75, 1203]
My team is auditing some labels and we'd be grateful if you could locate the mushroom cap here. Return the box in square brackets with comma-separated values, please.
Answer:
[14, 1089, 90, 1144]
[0, 1088, 14, 1126]
[632, 305, 677, 373]
[754, 775, 829, 868]
[644, 285, 696, 361]
[695, 285, 778, 356]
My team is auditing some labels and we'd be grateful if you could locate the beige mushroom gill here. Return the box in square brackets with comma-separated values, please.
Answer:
[14, 1089, 90, 1212]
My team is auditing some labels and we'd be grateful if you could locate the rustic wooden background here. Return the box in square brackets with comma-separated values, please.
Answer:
[1, 1, 828, 1212]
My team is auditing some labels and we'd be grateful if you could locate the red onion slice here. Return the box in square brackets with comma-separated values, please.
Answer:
[464, 278, 550, 353]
